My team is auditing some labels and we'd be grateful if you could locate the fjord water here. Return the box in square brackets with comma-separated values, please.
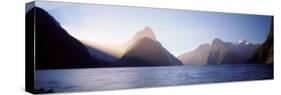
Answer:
[36, 64, 273, 92]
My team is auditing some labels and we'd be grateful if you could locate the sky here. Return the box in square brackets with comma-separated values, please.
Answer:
[36, 1, 272, 56]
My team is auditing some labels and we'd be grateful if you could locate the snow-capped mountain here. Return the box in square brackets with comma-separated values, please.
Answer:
[178, 38, 260, 64]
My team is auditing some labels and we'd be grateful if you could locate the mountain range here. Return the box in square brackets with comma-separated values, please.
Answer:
[28, 7, 273, 69]
[178, 38, 260, 64]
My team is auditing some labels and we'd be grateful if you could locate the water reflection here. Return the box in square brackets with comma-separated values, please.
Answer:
[36, 64, 273, 92]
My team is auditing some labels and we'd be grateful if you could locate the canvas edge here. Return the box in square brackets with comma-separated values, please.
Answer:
[25, 1, 35, 94]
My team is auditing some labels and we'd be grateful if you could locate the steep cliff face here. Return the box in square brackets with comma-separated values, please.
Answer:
[27, 7, 103, 69]
[248, 17, 274, 64]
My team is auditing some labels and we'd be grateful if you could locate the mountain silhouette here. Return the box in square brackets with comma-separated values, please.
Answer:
[131, 26, 157, 40]
[81, 40, 121, 62]
[178, 44, 211, 64]
[208, 38, 242, 64]
[178, 38, 259, 64]
[248, 17, 273, 64]
[29, 7, 270, 68]
[27, 7, 105, 69]
[113, 27, 182, 67]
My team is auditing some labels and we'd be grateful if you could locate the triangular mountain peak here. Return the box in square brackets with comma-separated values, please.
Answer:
[143, 26, 154, 33]
[134, 26, 156, 40]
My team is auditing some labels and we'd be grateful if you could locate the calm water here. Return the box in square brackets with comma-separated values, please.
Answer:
[36, 64, 273, 92]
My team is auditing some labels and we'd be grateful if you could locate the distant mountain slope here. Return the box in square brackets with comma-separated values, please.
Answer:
[80, 40, 123, 62]
[178, 44, 211, 64]
[114, 27, 182, 67]
[84, 45, 119, 62]
[178, 38, 259, 64]
[248, 17, 274, 64]
[27, 7, 103, 69]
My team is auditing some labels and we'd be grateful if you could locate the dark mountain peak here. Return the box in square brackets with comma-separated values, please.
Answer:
[212, 38, 224, 45]
[118, 26, 182, 66]
[28, 7, 61, 27]
[134, 26, 156, 40]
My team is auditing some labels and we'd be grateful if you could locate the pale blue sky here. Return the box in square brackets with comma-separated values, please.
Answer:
[36, 1, 272, 56]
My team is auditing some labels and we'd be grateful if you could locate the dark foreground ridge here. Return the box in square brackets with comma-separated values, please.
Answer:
[27, 7, 106, 69]
[248, 16, 274, 64]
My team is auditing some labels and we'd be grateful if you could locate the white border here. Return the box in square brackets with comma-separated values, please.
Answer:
[0, 0, 280, 95]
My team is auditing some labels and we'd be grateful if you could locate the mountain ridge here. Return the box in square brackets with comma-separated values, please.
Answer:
[82, 26, 182, 67]
[114, 27, 182, 67]
[179, 38, 260, 64]
[27, 7, 105, 69]
[248, 16, 273, 64]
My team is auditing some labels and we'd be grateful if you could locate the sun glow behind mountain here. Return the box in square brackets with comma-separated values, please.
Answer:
[36, 1, 271, 56]
[80, 26, 159, 59]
